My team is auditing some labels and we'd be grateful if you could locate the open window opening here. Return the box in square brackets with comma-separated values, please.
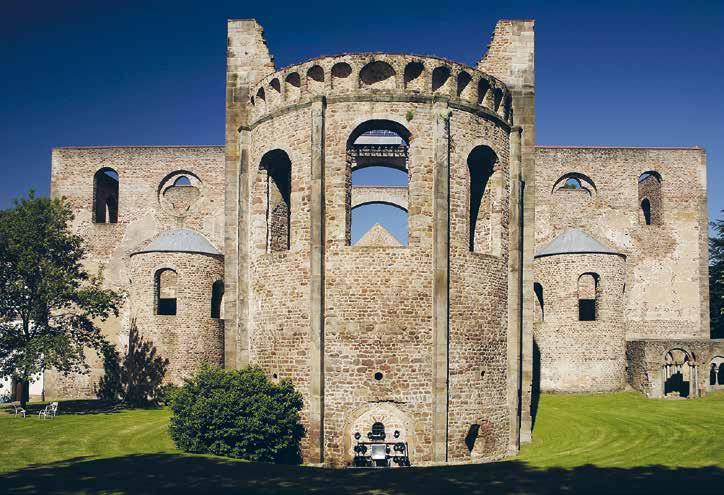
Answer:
[664, 349, 694, 398]
[347, 121, 410, 247]
[467, 145, 501, 254]
[93, 168, 119, 223]
[534, 282, 545, 322]
[260, 150, 292, 252]
[638, 171, 662, 226]
[155, 268, 177, 316]
[211, 280, 224, 319]
[577, 273, 600, 321]
[552, 173, 596, 197]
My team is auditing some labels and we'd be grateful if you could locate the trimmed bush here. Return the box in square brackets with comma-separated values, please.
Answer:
[169, 365, 304, 463]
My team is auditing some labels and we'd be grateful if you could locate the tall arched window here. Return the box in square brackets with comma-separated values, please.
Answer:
[211, 280, 224, 319]
[155, 268, 177, 316]
[93, 168, 119, 223]
[347, 121, 410, 246]
[259, 150, 292, 252]
[578, 273, 600, 321]
[638, 171, 662, 226]
[467, 145, 499, 254]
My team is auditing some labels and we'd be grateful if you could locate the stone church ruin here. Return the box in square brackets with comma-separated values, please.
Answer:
[45, 19, 722, 467]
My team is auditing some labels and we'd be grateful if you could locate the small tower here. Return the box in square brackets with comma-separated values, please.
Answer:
[129, 229, 225, 384]
[533, 229, 626, 392]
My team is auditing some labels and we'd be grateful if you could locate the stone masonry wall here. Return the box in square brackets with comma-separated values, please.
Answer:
[626, 339, 724, 398]
[129, 251, 225, 384]
[535, 147, 709, 340]
[534, 253, 627, 392]
[46, 146, 225, 398]
[243, 52, 514, 465]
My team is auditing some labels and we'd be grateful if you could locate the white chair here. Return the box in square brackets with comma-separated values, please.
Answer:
[38, 402, 58, 420]
[12, 402, 26, 418]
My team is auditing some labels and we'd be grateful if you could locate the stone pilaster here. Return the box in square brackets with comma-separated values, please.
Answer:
[223, 20, 274, 369]
[431, 98, 450, 462]
[308, 97, 326, 463]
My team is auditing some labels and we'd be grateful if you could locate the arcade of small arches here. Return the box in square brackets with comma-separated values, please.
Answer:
[248, 54, 513, 124]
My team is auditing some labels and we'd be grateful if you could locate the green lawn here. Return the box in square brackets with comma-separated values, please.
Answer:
[0, 392, 722, 494]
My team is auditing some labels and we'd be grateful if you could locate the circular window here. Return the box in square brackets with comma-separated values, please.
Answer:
[374, 372, 383, 381]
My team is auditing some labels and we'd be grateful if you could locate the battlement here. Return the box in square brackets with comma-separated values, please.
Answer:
[248, 53, 513, 125]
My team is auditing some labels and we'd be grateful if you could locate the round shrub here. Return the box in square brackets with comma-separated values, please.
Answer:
[169, 365, 304, 463]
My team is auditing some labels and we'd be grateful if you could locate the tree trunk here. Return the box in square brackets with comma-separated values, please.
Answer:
[15, 379, 30, 407]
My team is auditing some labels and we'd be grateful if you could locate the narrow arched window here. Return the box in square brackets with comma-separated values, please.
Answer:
[638, 171, 662, 225]
[155, 268, 177, 316]
[534, 283, 544, 322]
[578, 273, 599, 321]
[260, 150, 292, 252]
[93, 168, 119, 223]
[467, 146, 498, 253]
[211, 280, 224, 319]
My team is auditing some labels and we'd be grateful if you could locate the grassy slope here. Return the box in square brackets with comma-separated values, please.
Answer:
[0, 392, 722, 494]
[0, 405, 177, 474]
[519, 391, 724, 468]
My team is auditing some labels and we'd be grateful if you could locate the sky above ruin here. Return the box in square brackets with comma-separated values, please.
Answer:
[1, 0, 722, 241]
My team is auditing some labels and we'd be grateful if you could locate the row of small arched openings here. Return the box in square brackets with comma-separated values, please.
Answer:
[551, 170, 663, 226]
[256, 119, 503, 254]
[153, 268, 224, 319]
[250, 59, 512, 122]
[534, 272, 602, 323]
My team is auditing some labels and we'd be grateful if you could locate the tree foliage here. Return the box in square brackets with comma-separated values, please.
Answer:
[710, 211, 724, 339]
[96, 320, 169, 407]
[169, 366, 304, 463]
[0, 192, 122, 400]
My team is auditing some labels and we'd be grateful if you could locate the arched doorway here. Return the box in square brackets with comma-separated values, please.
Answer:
[663, 349, 696, 398]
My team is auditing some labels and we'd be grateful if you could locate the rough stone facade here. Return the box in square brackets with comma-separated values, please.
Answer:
[44, 18, 714, 468]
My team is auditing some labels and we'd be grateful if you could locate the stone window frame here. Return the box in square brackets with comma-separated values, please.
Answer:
[466, 144, 503, 256]
[210, 278, 224, 319]
[258, 149, 293, 253]
[577, 272, 600, 322]
[637, 170, 663, 226]
[551, 172, 596, 197]
[92, 167, 119, 224]
[345, 119, 412, 247]
[154, 267, 178, 316]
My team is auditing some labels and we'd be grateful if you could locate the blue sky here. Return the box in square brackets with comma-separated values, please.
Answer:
[1, 0, 722, 242]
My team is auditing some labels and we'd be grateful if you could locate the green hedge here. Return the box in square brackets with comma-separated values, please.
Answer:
[169, 365, 304, 463]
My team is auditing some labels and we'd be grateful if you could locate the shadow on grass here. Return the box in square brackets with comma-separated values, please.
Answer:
[1, 454, 722, 495]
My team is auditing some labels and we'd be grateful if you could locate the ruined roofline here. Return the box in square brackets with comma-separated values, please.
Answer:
[536, 145, 703, 150]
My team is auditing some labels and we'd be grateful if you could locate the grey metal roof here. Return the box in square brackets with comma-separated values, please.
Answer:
[132, 229, 222, 256]
[535, 229, 623, 258]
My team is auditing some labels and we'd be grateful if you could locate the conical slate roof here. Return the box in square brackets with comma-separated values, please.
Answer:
[355, 223, 403, 247]
[535, 229, 622, 258]
[131, 228, 222, 256]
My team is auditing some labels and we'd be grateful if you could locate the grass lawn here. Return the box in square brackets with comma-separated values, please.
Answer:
[0, 392, 722, 494]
